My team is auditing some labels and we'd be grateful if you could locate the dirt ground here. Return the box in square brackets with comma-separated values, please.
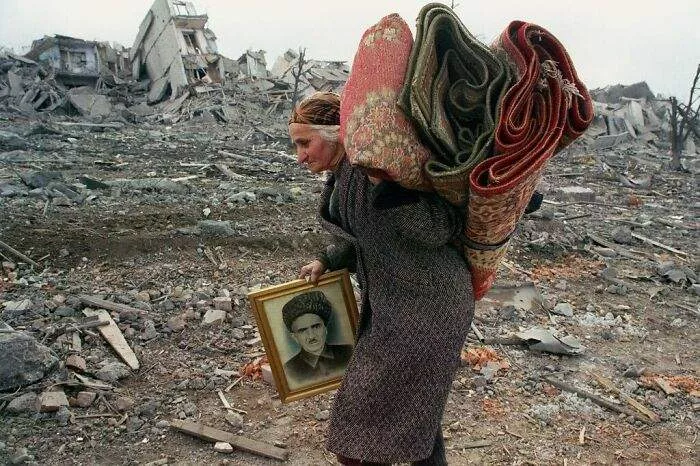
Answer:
[0, 114, 698, 465]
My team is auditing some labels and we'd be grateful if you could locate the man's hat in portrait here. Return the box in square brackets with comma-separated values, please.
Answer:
[282, 291, 333, 330]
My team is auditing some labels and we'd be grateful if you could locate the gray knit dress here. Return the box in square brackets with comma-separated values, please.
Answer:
[318, 159, 475, 463]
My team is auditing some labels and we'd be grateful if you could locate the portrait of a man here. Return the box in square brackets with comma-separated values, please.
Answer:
[281, 291, 354, 389]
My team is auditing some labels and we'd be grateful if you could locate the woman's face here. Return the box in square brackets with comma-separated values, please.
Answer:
[288, 123, 341, 173]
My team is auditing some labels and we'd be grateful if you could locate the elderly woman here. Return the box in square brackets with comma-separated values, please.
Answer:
[289, 91, 474, 466]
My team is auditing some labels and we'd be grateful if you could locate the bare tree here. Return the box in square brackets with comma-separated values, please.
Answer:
[291, 47, 307, 108]
[670, 64, 700, 170]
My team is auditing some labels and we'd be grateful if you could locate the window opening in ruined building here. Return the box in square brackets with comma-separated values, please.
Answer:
[182, 32, 199, 54]
[173, 2, 190, 16]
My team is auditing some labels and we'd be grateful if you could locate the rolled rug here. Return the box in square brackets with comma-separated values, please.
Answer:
[398, 3, 511, 206]
[340, 13, 433, 191]
[465, 21, 594, 299]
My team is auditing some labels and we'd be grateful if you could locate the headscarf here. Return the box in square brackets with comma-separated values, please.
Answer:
[289, 92, 340, 126]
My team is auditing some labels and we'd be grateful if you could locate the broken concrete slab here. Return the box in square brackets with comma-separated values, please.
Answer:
[552, 186, 596, 203]
[67, 92, 113, 118]
[592, 132, 630, 150]
[0, 331, 58, 391]
[202, 308, 226, 326]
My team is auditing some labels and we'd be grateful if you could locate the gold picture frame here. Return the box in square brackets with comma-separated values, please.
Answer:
[248, 269, 359, 403]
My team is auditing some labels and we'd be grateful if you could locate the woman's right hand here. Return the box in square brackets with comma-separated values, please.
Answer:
[299, 260, 326, 284]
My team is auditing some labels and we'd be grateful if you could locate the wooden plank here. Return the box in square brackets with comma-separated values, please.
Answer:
[591, 372, 660, 423]
[82, 309, 140, 370]
[169, 420, 288, 461]
[587, 233, 645, 260]
[630, 232, 688, 256]
[0, 239, 40, 268]
[543, 377, 656, 425]
[79, 295, 148, 316]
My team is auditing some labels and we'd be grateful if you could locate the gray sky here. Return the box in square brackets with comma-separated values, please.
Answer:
[1, 0, 698, 101]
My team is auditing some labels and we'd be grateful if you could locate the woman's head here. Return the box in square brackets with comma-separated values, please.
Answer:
[288, 92, 344, 173]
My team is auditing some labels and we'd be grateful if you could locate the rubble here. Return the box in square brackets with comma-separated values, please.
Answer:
[0, 7, 698, 463]
[0, 331, 58, 391]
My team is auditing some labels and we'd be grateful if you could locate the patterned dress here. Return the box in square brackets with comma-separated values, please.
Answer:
[318, 159, 474, 463]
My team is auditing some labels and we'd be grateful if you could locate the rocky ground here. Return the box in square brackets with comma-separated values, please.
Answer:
[0, 110, 698, 465]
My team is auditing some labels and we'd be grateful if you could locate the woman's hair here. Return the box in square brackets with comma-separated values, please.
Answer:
[289, 92, 340, 126]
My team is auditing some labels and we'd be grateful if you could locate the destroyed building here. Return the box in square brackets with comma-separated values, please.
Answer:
[130, 0, 225, 102]
[24, 35, 102, 87]
[236, 50, 269, 79]
[23, 35, 130, 87]
[271, 49, 349, 98]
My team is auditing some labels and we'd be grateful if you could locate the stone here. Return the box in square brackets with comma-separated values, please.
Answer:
[182, 401, 197, 416]
[156, 420, 170, 428]
[202, 309, 226, 326]
[553, 186, 596, 203]
[231, 328, 245, 340]
[115, 396, 135, 412]
[2, 299, 33, 320]
[54, 306, 77, 317]
[228, 191, 256, 203]
[612, 226, 634, 245]
[6, 392, 38, 414]
[0, 130, 28, 151]
[552, 302, 574, 317]
[224, 411, 244, 429]
[213, 297, 232, 312]
[214, 442, 234, 453]
[66, 354, 87, 372]
[261, 363, 275, 385]
[56, 405, 71, 425]
[134, 291, 151, 302]
[315, 410, 330, 421]
[9, 447, 33, 465]
[166, 315, 186, 332]
[198, 220, 235, 237]
[137, 400, 160, 417]
[95, 361, 131, 383]
[74, 391, 97, 408]
[36, 390, 69, 412]
[0, 331, 59, 391]
[141, 319, 159, 340]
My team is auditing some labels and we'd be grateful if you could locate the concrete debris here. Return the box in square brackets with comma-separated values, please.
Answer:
[6, 392, 38, 414]
[0, 8, 698, 466]
[213, 442, 234, 453]
[95, 361, 132, 383]
[201, 308, 226, 326]
[36, 390, 69, 413]
[0, 331, 59, 391]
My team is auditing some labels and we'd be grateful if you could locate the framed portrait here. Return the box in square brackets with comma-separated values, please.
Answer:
[248, 269, 359, 403]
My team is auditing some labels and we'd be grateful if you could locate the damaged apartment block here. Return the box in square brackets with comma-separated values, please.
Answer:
[130, 0, 224, 103]
[25, 35, 129, 88]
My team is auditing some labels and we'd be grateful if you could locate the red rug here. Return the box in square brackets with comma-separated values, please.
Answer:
[340, 14, 432, 190]
[465, 21, 594, 299]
